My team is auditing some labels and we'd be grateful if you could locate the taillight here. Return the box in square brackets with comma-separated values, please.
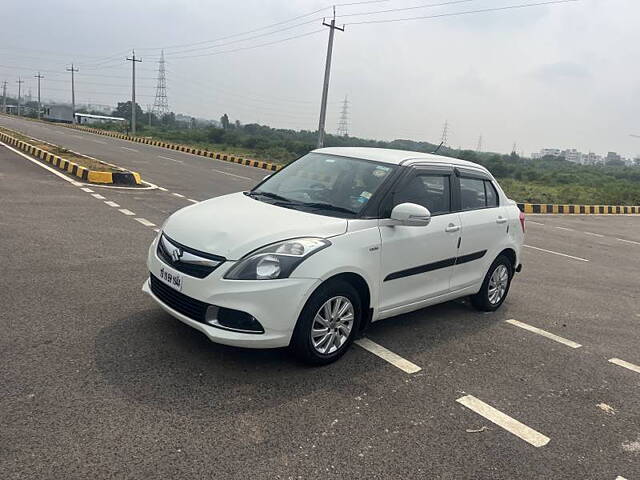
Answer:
[519, 211, 526, 233]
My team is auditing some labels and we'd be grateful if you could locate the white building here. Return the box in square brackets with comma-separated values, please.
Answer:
[562, 149, 583, 164]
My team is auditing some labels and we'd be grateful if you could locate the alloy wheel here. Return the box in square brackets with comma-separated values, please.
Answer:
[488, 264, 509, 305]
[311, 296, 354, 355]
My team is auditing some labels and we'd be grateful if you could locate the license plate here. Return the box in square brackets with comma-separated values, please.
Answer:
[158, 266, 183, 292]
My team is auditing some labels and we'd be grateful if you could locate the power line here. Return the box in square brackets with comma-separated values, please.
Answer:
[344, 0, 579, 25]
[336, 0, 479, 18]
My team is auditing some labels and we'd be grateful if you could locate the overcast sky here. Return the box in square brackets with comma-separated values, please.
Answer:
[2, 0, 639, 157]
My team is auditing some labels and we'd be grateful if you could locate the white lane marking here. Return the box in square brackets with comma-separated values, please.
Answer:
[81, 187, 94, 193]
[0, 141, 76, 183]
[506, 319, 582, 349]
[70, 134, 83, 139]
[354, 338, 421, 374]
[523, 245, 589, 262]
[91, 193, 106, 200]
[135, 218, 156, 227]
[554, 226, 574, 231]
[157, 186, 168, 191]
[92, 139, 107, 145]
[71, 181, 83, 186]
[211, 168, 252, 180]
[121, 146, 138, 152]
[456, 395, 550, 448]
[172, 193, 185, 198]
[616, 238, 640, 246]
[584, 231, 604, 238]
[609, 358, 640, 375]
[104, 201, 120, 207]
[527, 221, 544, 226]
[187, 198, 199, 203]
[119, 209, 136, 216]
[158, 155, 183, 164]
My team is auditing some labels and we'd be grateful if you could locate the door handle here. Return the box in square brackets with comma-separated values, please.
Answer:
[496, 217, 508, 224]
[445, 224, 461, 233]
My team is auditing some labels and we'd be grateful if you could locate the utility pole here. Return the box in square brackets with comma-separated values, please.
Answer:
[126, 50, 142, 135]
[66, 64, 79, 123]
[16, 78, 24, 116]
[147, 104, 152, 127]
[34, 72, 44, 119]
[1, 81, 7, 113]
[317, 7, 344, 148]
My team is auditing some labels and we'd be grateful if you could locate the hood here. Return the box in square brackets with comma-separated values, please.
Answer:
[163, 192, 348, 260]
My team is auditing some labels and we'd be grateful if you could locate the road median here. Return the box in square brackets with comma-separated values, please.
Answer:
[518, 203, 640, 215]
[0, 126, 142, 185]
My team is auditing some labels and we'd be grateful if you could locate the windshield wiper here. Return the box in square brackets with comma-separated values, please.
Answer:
[298, 202, 357, 215]
[247, 190, 292, 202]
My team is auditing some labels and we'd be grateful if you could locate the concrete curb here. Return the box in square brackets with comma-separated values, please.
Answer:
[0, 130, 141, 185]
[517, 203, 640, 215]
[67, 124, 282, 172]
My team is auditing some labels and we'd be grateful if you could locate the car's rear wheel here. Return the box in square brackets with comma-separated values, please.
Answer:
[290, 280, 361, 365]
[471, 255, 513, 311]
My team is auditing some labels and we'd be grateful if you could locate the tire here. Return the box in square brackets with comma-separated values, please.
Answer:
[290, 280, 361, 365]
[470, 255, 514, 312]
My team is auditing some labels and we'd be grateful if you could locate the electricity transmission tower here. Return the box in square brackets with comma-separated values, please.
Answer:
[152, 50, 169, 119]
[476, 135, 483, 152]
[317, 7, 344, 148]
[440, 120, 449, 147]
[66, 64, 78, 123]
[126, 50, 142, 135]
[34, 72, 44, 119]
[336, 96, 349, 137]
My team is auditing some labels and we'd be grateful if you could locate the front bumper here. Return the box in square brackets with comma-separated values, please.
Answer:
[143, 237, 320, 349]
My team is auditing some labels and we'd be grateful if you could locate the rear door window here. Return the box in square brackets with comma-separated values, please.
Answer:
[484, 180, 499, 207]
[393, 174, 451, 215]
[459, 177, 486, 210]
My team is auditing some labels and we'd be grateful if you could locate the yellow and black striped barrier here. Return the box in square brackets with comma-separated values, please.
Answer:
[0, 130, 141, 185]
[518, 203, 640, 214]
[67, 124, 282, 172]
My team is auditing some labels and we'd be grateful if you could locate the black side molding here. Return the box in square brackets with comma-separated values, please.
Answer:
[384, 250, 487, 282]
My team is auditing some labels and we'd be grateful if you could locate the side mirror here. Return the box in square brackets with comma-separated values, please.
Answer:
[389, 203, 431, 226]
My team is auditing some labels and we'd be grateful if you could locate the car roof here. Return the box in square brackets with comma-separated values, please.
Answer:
[313, 147, 489, 172]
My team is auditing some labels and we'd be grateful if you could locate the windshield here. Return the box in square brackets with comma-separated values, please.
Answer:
[249, 153, 396, 217]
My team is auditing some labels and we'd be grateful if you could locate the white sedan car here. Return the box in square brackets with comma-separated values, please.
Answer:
[143, 147, 525, 364]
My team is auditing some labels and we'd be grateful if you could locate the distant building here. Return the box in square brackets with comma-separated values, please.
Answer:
[583, 152, 603, 165]
[606, 152, 622, 164]
[43, 104, 74, 123]
[531, 148, 562, 159]
[562, 148, 583, 164]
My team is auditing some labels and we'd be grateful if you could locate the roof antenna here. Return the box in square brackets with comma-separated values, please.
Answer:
[432, 141, 444, 154]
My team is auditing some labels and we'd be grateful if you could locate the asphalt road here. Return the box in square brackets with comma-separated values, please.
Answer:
[1, 122, 639, 480]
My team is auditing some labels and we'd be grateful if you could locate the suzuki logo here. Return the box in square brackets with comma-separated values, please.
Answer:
[170, 247, 183, 262]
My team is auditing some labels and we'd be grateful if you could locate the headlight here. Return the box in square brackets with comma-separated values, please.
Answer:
[224, 237, 330, 280]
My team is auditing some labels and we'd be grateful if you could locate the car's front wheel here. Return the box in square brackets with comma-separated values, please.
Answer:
[471, 255, 513, 311]
[290, 280, 361, 365]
